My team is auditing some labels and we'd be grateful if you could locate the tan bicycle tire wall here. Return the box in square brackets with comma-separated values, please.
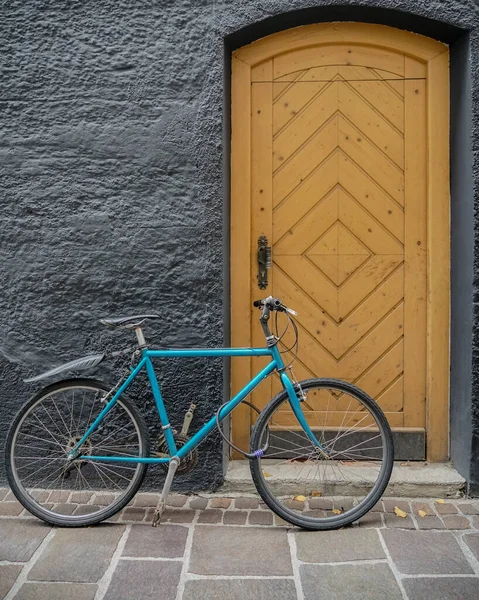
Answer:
[230, 23, 450, 461]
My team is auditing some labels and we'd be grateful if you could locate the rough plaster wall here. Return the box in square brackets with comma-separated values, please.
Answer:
[0, 0, 478, 490]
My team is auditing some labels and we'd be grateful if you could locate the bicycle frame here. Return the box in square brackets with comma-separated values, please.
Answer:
[70, 344, 321, 464]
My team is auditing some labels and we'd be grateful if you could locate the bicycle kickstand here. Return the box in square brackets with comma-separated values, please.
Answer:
[152, 456, 180, 527]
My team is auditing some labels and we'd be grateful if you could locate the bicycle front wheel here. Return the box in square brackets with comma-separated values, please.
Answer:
[5, 379, 150, 527]
[250, 378, 393, 530]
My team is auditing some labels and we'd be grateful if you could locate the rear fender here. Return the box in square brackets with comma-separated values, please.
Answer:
[24, 354, 105, 383]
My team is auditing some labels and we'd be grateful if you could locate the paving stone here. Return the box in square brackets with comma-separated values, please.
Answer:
[416, 516, 445, 530]
[209, 497, 231, 509]
[188, 496, 208, 510]
[248, 511, 273, 526]
[69, 491, 93, 504]
[472, 516, 479, 529]
[161, 509, 195, 523]
[197, 509, 222, 523]
[134, 493, 159, 507]
[370, 501, 384, 512]
[303, 510, 327, 519]
[14, 583, 97, 600]
[104, 559, 181, 600]
[4, 491, 15, 501]
[357, 512, 383, 528]
[384, 514, 416, 529]
[74, 505, 103, 516]
[122, 507, 147, 521]
[234, 497, 259, 509]
[123, 524, 187, 558]
[30, 490, 50, 502]
[435, 501, 458, 515]
[296, 528, 384, 563]
[381, 530, 474, 574]
[166, 494, 188, 507]
[28, 525, 125, 582]
[382, 499, 410, 513]
[464, 533, 479, 561]
[0, 488, 9, 501]
[458, 502, 479, 515]
[47, 490, 71, 503]
[189, 526, 292, 575]
[403, 577, 479, 600]
[183, 579, 297, 600]
[308, 498, 333, 510]
[223, 510, 247, 525]
[0, 520, 51, 561]
[92, 493, 116, 506]
[284, 499, 305, 510]
[0, 564, 23, 599]
[412, 502, 435, 516]
[300, 563, 402, 600]
[0, 501, 24, 516]
[53, 503, 77, 515]
[442, 515, 471, 529]
[274, 514, 291, 527]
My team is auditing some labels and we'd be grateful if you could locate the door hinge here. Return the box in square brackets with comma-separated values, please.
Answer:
[257, 236, 272, 289]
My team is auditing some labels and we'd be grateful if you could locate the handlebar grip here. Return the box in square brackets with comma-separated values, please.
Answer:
[253, 300, 264, 308]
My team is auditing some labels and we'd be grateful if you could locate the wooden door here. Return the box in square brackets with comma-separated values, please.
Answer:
[231, 23, 450, 461]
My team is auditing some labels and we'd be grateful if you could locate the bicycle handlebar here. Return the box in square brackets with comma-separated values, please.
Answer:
[253, 297, 297, 316]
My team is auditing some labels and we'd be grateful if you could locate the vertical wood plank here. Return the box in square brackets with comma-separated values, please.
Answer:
[403, 59, 427, 428]
[426, 50, 450, 461]
[230, 56, 252, 455]
[251, 61, 274, 414]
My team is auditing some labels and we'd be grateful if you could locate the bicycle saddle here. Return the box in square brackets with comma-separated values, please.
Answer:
[100, 314, 160, 328]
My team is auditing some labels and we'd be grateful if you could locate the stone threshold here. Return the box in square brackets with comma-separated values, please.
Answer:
[222, 460, 466, 498]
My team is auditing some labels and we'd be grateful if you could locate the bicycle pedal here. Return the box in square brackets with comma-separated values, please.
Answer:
[151, 509, 161, 527]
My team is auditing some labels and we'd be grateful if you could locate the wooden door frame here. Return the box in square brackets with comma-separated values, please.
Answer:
[230, 22, 450, 461]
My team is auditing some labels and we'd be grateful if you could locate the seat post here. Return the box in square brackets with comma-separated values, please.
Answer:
[135, 327, 146, 346]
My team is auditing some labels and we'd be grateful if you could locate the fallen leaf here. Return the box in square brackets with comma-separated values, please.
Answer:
[394, 506, 407, 518]
[418, 509, 427, 518]
[435, 499, 445, 504]
[400, 462, 410, 466]
[311, 491, 322, 497]
[263, 472, 272, 478]
[293, 495, 306, 502]
[332, 508, 342, 515]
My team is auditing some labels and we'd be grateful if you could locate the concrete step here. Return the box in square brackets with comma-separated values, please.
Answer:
[222, 460, 466, 498]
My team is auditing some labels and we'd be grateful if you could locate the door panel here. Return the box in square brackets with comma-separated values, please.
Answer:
[231, 23, 450, 461]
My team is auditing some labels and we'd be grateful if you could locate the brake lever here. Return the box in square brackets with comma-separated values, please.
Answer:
[285, 307, 298, 316]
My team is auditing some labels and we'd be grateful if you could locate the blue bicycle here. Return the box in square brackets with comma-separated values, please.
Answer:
[5, 297, 393, 530]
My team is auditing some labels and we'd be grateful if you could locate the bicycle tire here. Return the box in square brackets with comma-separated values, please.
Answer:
[5, 378, 150, 527]
[250, 378, 394, 530]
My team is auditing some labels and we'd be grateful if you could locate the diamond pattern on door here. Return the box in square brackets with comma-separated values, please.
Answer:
[231, 23, 450, 461]
[249, 55, 427, 431]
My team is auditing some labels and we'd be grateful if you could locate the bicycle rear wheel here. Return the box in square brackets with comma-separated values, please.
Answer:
[5, 379, 149, 527]
[250, 378, 393, 530]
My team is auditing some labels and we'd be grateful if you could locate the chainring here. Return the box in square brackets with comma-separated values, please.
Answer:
[157, 433, 198, 475]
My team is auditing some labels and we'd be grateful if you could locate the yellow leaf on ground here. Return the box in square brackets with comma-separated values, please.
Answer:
[263, 472, 272, 478]
[293, 495, 306, 502]
[311, 491, 322, 497]
[435, 499, 445, 504]
[418, 509, 427, 518]
[394, 506, 407, 518]
[332, 508, 342, 515]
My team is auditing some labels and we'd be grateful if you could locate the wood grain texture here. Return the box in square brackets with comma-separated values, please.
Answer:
[230, 24, 450, 460]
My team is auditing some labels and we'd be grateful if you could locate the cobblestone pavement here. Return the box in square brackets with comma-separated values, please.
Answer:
[1, 488, 479, 599]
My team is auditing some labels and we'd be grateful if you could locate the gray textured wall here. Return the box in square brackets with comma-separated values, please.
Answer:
[1, 0, 478, 491]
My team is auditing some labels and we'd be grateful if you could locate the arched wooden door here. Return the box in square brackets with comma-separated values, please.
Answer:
[230, 23, 449, 461]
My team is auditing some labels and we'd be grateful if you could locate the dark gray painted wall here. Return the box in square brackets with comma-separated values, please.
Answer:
[450, 33, 475, 490]
[1, 0, 478, 492]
